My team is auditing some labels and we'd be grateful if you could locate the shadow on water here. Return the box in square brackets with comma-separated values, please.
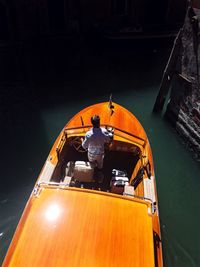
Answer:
[0, 36, 200, 266]
[150, 114, 200, 267]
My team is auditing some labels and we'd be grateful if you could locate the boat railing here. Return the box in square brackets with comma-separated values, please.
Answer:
[65, 124, 146, 148]
[33, 181, 156, 214]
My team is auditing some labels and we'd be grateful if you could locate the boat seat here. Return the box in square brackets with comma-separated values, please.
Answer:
[73, 161, 94, 182]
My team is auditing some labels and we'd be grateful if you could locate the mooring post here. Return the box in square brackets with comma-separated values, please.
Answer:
[153, 29, 182, 113]
[188, 6, 200, 86]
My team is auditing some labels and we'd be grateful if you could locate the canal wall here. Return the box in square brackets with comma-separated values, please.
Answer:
[165, 6, 200, 161]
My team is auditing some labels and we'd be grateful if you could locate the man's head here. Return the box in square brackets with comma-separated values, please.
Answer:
[91, 115, 100, 128]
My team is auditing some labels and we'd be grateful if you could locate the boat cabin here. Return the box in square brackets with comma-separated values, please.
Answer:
[38, 124, 155, 204]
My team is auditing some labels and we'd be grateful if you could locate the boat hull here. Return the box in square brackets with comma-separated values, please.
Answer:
[3, 102, 163, 267]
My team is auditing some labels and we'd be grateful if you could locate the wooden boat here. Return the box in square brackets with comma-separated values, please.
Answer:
[3, 101, 163, 267]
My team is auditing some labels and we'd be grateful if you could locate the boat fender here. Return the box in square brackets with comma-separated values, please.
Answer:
[131, 167, 144, 189]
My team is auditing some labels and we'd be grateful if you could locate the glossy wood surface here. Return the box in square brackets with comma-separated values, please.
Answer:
[66, 102, 153, 169]
[3, 188, 155, 267]
[66, 102, 147, 140]
[3, 102, 163, 267]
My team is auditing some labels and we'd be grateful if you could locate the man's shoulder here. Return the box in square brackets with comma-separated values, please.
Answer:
[101, 127, 109, 134]
[85, 129, 93, 138]
[101, 127, 113, 138]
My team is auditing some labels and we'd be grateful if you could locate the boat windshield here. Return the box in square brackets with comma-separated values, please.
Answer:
[65, 124, 146, 148]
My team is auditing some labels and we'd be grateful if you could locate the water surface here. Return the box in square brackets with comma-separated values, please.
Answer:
[0, 39, 199, 266]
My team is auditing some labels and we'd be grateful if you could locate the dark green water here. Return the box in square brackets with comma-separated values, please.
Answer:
[0, 39, 200, 266]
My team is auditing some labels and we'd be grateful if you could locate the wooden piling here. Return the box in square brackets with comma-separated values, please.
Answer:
[153, 29, 182, 113]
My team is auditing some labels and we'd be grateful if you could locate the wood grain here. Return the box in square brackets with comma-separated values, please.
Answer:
[3, 102, 162, 267]
[3, 188, 155, 267]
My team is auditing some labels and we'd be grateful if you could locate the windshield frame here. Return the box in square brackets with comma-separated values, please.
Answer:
[65, 124, 146, 148]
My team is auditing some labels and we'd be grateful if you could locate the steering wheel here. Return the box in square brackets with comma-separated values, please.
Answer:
[105, 126, 115, 134]
[71, 137, 87, 153]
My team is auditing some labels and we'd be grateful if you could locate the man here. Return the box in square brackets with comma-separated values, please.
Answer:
[82, 115, 113, 172]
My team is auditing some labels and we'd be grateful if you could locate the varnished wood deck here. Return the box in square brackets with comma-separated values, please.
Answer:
[3, 102, 163, 267]
[3, 188, 155, 267]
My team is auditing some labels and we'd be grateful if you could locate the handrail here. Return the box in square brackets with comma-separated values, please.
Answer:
[65, 124, 146, 147]
[35, 181, 155, 213]
[114, 132, 145, 148]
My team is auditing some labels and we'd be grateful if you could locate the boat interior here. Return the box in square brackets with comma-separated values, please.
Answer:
[38, 125, 153, 200]
[51, 138, 139, 187]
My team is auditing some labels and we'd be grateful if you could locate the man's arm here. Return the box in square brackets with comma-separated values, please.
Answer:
[82, 133, 90, 149]
[103, 128, 114, 143]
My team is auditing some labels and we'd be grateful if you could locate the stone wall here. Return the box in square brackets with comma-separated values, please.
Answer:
[166, 6, 200, 161]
